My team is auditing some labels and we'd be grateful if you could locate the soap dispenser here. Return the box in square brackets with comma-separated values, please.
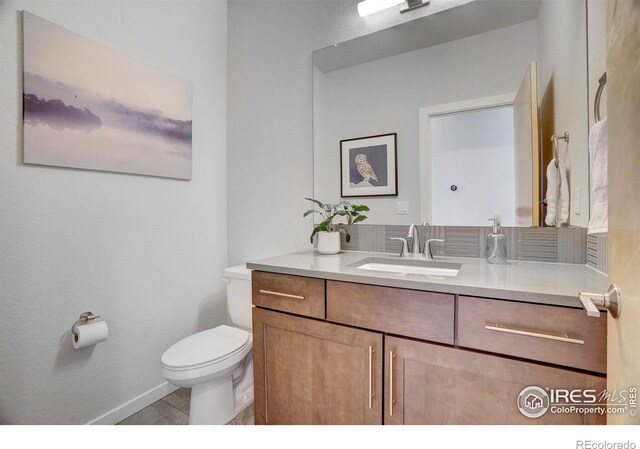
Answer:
[486, 216, 506, 264]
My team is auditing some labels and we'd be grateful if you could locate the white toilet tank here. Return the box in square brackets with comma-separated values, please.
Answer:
[224, 264, 253, 330]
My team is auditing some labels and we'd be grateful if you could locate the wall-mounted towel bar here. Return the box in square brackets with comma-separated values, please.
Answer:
[551, 132, 569, 167]
[594, 72, 607, 122]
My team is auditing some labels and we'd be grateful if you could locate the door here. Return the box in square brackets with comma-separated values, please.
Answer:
[429, 105, 516, 226]
[384, 336, 605, 425]
[420, 95, 517, 227]
[513, 61, 541, 226]
[252, 307, 383, 424]
[605, 0, 640, 425]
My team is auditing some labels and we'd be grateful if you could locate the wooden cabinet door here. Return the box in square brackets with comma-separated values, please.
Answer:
[253, 307, 383, 424]
[384, 336, 606, 425]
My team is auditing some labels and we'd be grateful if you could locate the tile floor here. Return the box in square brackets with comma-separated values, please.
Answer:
[117, 388, 254, 425]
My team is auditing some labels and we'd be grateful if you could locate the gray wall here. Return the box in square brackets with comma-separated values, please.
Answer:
[0, 0, 228, 424]
[227, 0, 474, 264]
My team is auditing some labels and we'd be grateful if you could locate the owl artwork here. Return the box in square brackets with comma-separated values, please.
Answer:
[355, 154, 379, 185]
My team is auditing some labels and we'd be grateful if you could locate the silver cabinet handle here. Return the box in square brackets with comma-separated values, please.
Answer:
[579, 284, 621, 319]
[258, 289, 305, 300]
[389, 350, 395, 417]
[368, 346, 375, 409]
[485, 323, 584, 345]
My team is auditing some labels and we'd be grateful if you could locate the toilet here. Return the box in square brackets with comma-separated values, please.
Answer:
[161, 264, 253, 425]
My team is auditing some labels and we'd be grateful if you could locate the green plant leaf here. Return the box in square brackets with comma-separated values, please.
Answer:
[352, 215, 367, 224]
[337, 227, 351, 243]
[303, 209, 322, 218]
[305, 197, 324, 208]
[310, 223, 330, 244]
[310, 226, 321, 244]
[318, 218, 332, 231]
[352, 205, 370, 212]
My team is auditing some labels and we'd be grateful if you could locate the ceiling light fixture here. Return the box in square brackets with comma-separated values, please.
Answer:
[357, 0, 430, 18]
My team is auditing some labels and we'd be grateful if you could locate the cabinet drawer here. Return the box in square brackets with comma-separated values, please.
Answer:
[252, 271, 325, 319]
[327, 281, 455, 344]
[457, 296, 607, 373]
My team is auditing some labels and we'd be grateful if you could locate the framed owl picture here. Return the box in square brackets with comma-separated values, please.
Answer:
[340, 133, 398, 198]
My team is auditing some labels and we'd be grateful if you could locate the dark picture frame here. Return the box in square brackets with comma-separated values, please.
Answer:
[340, 133, 398, 198]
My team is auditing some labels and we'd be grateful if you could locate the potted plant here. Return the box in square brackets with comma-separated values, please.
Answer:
[304, 198, 370, 254]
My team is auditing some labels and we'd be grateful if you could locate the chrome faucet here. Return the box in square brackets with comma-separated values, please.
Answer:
[389, 223, 442, 259]
[407, 223, 421, 256]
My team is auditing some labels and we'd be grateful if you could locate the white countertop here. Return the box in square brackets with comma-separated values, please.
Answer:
[246, 250, 609, 309]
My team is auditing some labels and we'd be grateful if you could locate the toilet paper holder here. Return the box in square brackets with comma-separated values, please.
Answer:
[71, 311, 101, 337]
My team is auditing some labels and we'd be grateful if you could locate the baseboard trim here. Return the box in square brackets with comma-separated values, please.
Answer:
[87, 382, 179, 425]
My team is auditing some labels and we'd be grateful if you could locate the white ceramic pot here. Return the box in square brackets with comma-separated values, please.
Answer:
[316, 231, 341, 255]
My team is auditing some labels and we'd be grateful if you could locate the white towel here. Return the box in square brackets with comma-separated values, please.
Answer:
[545, 158, 569, 227]
[588, 118, 608, 234]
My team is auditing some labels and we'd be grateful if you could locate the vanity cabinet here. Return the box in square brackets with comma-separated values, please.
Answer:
[252, 307, 383, 425]
[251, 271, 607, 425]
[384, 336, 606, 425]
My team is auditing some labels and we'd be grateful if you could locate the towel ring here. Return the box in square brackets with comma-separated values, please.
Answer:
[551, 132, 569, 167]
[594, 72, 607, 123]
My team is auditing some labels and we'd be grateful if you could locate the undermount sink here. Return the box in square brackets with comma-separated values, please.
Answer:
[347, 257, 461, 277]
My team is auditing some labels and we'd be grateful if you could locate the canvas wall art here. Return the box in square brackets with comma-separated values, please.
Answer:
[340, 133, 397, 197]
[22, 12, 193, 180]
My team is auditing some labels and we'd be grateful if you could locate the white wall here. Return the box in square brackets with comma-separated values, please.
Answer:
[227, 0, 474, 264]
[314, 20, 538, 224]
[0, 0, 228, 424]
[537, 0, 589, 227]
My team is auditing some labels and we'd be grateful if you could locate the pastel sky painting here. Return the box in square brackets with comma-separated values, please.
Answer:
[22, 12, 193, 180]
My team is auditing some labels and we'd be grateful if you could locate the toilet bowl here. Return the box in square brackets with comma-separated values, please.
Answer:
[161, 264, 253, 425]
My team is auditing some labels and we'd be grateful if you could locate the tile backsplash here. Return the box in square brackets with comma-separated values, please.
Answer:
[339, 224, 593, 265]
[586, 233, 608, 273]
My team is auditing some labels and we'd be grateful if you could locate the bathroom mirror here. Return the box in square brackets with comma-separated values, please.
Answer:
[312, 0, 590, 227]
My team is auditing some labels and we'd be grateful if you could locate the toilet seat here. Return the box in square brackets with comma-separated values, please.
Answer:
[162, 325, 250, 371]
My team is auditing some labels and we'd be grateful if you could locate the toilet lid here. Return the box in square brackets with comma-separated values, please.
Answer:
[161, 325, 250, 369]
